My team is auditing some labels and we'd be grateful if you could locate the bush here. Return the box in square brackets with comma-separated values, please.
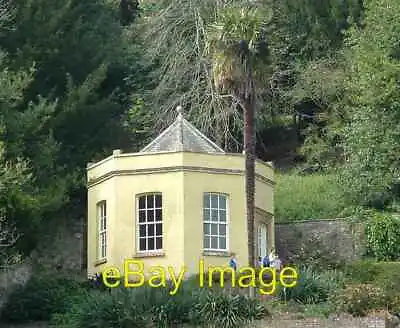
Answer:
[331, 261, 400, 316]
[275, 173, 347, 222]
[193, 291, 266, 328]
[50, 278, 267, 328]
[344, 261, 400, 296]
[50, 289, 148, 328]
[278, 267, 344, 304]
[330, 284, 389, 316]
[0, 273, 84, 323]
[365, 212, 400, 261]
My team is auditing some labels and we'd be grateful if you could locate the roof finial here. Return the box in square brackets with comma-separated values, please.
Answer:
[176, 105, 183, 118]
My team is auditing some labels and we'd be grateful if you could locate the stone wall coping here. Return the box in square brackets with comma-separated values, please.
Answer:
[275, 217, 353, 225]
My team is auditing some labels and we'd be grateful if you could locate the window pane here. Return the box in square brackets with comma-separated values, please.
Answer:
[204, 235, 210, 249]
[148, 237, 155, 250]
[210, 223, 218, 235]
[147, 195, 154, 208]
[148, 209, 155, 222]
[139, 225, 146, 237]
[211, 194, 218, 208]
[156, 223, 162, 236]
[139, 238, 146, 251]
[219, 237, 226, 250]
[219, 196, 226, 209]
[155, 194, 162, 208]
[219, 224, 226, 236]
[219, 210, 226, 222]
[103, 202, 106, 217]
[155, 209, 162, 221]
[156, 237, 162, 249]
[211, 236, 218, 249]
[139, 210, 146, 223]
[148, 224, 155, 236]
[139, 196, 146, 209]
[203, 209, 210, 221]
[203, 223, 210, 235]
[203, 193, 210, 208]
[103, 216, 107, 230]
[211, 209, 218, 222]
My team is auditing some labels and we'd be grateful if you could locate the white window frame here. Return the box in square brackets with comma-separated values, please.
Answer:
[97, 200, 107, 260]
[258, 223, 268, 259]
[203, 192, 229, 252]
[136, 193, 163, 253]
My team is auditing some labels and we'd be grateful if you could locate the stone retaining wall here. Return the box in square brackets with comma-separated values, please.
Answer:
[275, 218, 365, 265]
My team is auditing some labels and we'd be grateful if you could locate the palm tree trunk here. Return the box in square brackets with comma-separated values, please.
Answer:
[243, 68, 256, 297]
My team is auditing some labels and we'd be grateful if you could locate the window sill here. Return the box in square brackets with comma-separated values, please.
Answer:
[203, 250, 231, 257]
[94, 258, 107, 266]
[133, 251, 165, 258]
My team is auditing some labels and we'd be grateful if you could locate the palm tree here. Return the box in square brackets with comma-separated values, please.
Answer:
[205, 2, 271, 296]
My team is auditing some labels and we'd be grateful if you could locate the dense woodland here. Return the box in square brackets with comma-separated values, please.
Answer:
[0, 0, 399, 265]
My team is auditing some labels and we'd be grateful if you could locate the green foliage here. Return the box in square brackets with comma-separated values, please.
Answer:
[334, 261, 400, 315]
[272, 0, 363, 62]
[0, 273, 84, 323]
[340, 0, 400, 208]
[291, 57, 347, 168]
[275, 173, 347, 221]
[51, 289, 149, 328]
[365, 212, 400, 261]
[194, 292, 265, 328]
[330, 284, 389, 316]
[205, 4, 272, 90]
[0, 0, 141, 255]
[344, 261, 400, 292]
[50, 279, 266, 328]
[278, 267, 344, 304]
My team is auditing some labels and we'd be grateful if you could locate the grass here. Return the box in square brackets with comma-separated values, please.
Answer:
[274, 172, 348, 222]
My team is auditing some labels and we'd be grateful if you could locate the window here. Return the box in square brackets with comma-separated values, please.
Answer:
[137, 193, 163, 252]
[97, 201, 107, 260]
[203, 193, 228, 251]
[258, 223, 267, 259]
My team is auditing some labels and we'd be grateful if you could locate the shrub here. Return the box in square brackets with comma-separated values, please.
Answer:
[343, 260, 381, 284]
[275, 173, 347, 222]
[193, 291, 266, 328]
[330, 284, 389, 316]
[51, 289, 149, 328]
[0, 273, 84, 323]
[334, 261, 400, 316]
[365, 212, 400, 261]
[278, 267, 344, 304]
[345, 261, 400, 299]
[50, 279, 267, 328]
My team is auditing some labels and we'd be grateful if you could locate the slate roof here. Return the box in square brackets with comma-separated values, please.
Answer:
[140, 106, 225, 154]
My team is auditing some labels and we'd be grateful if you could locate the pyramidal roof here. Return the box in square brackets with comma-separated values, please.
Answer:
[140, 106, 225, 154]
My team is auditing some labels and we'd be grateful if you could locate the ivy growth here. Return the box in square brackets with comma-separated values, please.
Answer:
[365, 212, 400, 261]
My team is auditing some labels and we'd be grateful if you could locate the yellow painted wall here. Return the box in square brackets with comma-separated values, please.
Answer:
[87, 171, 185, 277]
[87, 151, 274, 278]
[87, 177, 116, 276]
[182, 172, 247, 275]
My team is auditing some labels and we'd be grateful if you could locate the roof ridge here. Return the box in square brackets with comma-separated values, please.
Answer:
[140, 119, 179, 152]
[139, 106, 225, 154]
[180, 117, 225, 152]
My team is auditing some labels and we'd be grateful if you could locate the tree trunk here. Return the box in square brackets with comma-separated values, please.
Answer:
[243, 69, 256, 297]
